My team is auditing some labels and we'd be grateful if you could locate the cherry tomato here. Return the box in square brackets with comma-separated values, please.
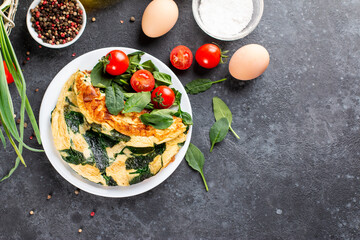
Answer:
[105, 50, 129, 76]
[195, 43, 227, 69]
[151, 86, 175, 109]
[130, 69, 155, 92]
[170, 45, 193, 70]
[3, 61, 14, 84]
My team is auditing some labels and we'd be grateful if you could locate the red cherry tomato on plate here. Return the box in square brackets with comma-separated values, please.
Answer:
[105, 50, 129, 76]
[170, 45, 193, 70]
[151, 86, 175, 109]
[195, 43, 227, 69]
[3, 60, 14, 84]
[130, 69, 155, 92]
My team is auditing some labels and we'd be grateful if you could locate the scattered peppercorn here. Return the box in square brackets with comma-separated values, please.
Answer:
[90, 211, 95, 217]
[22, 60, 27, 65]
[130, 16, 135, 22]
[74, 189, 79, 195]
[16, 118, 21, 124]
[72, 53, 76, 57]
[78, 228, 83, 233]
[29, 210, 34, 215]
[29, 136, 33, 140]
[24, 122, 28, 128]
[120, 20, 124, 24]
[35, 88, 39, 92]
[39, 45, 42, 48]
[30, 0, 83, 45]
[91, 17, 96, 22]
[26, 57, 30, 61]
[47, 194, 52, 200]
[26, 51, 30, 56]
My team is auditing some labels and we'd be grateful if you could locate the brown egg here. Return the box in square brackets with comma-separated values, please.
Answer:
[142, 0, 179, 38]
[229, 44, 270, 81]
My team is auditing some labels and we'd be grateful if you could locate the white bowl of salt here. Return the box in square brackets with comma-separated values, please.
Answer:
[192, 0, 264, 41]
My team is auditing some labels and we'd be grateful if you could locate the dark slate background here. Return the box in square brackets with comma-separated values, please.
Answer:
[1, 0, 360, 239]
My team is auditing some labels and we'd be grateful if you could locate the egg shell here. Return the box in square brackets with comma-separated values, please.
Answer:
[229, 44, 270, 81]
[142, 0, 179, 38]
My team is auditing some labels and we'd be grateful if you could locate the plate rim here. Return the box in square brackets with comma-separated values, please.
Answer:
[39, 47, 192, 198]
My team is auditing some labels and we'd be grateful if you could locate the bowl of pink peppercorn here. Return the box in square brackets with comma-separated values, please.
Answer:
[26, 0, 87, 49]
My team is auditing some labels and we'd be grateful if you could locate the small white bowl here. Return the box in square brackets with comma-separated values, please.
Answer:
[26, 0, 87, 49]
[192, 0, 264, 41]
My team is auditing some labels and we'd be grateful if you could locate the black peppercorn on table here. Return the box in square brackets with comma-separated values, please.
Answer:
[1, 0, 360, 239]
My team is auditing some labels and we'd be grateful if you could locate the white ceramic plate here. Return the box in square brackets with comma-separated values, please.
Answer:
[39, 47, 193, 198]
[26, 0, 87, 49]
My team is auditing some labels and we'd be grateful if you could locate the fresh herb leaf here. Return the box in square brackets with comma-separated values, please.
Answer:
[128, 51, 145, 64]
[64, 111, 84, 133]
[209, 117, 229, 152]
[140, 113, 174, 129]
[141, 60, 159, 72]
[174, 106, 193, 125]
[172, 88, 182, 105]
[185, 143, 208, 191]
[123, 91, 151, 113]
[102, 173, 118, 186]
[185, 78, 227, 95]
[91, 62, 113, 88]
[125, 143, 166, 170]
[129, 165, 153, 185]
[126, 146, 155, 155]
[213, 97, 240, 139]
[105, 83, 125, 115]
[153, 71, 172, 86]
[60, 148, 93, 165]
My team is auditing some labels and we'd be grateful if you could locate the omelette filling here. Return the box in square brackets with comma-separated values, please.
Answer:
[51, 72, 188, 186]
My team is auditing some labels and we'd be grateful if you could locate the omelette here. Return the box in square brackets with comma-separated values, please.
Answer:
[51, 71, 188, 186]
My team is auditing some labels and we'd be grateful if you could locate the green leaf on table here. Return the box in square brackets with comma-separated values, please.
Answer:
[142, 60, 159, 73]
[209, 117, 229, 152]
[153, 71, 172, 86]
[123, 91, 151, 113]
[185, 78, 227, 95]
[213, 97, 240, 139]
[105, 83, 125, 115]
[91, 61, 113, 88]
[185, 143, 208, 192]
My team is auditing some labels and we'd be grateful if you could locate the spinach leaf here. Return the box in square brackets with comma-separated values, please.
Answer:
[213, 97, 240, 139]
[172, 88, 182, 105]
[174, 106, 193, 125]
[129, 165, 153, 185]
[126, 146, 154, 155]
[153, 71, 172, 86]
[102, 173, 118, 186]
[64, 111, 84, 133]
[140, 113, 174, 129]
[83, 130, 112, 172]
[185, 143, 208, 191]
[128, 51, 145, 64]
[185, 78, 227, 95]
[109, 129, 131, 142]
[60, 148, 93, 165]
[209, 117, 229, 152]
[65, 97, 76, 107]
[123, 91, 151, 113]
[142, 60, 159, 73]
[105, 84, 125, 115]
[91, 61, 113, 88]
[125, 143, 166, 170]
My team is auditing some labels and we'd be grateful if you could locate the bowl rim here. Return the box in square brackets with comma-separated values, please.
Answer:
[26, 0, 87, 49]
[192, 0, 264, 41]
[39, 47, 193, 198]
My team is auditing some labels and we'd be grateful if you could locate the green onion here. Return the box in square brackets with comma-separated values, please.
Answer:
[0, 14, 43, 181]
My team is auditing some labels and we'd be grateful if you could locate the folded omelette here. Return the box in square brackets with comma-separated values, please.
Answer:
[51, 71, 188, 186]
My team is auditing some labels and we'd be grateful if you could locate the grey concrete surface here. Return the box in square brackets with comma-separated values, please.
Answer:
[1, 0, 360, 239]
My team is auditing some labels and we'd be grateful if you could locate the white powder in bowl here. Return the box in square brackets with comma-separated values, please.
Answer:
[198, 0, 253, 38]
